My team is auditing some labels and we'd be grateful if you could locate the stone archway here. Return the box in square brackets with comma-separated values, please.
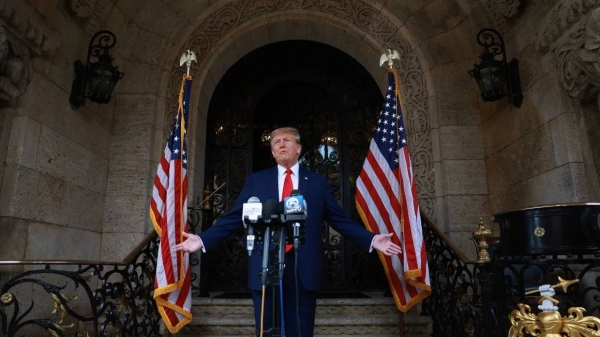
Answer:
[159, 0, 438, 220]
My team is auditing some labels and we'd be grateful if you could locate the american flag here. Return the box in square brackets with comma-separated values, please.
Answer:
[150, 75, 192, 333]
[356, 68, 430, 312]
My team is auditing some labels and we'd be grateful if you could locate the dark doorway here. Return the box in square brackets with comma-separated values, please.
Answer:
[201, 40, 388, 293]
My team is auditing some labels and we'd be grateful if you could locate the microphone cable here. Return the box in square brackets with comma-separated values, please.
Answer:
[279, 279, 285, 334]
[294, 249, 301, 337]
[260, 284, 266, 337]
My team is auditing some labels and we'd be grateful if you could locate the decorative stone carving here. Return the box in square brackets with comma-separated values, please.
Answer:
[538, 2, 600, 99]
[165, 0, 437, 221]
[559, 8, 600, 99]
[0, 4, 56, 104]
[480, 0, 522, 34]
[68, 0, 98, 18]
[82, 0, 111, 36]
[0, 4, 56, 56]
[496, 0, 521, 18]
[0, 26, 32, 103]
[537, 0, 600, 52]
[66, 0, 111, 36]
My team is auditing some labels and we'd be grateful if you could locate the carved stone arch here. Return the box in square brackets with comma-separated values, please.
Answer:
[159, 0, 437, 221]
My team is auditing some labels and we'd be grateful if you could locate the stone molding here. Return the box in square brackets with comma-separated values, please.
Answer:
[0, 4, 56, 104]
[537, 1, 600, 99]
[164, 0, 437, 220]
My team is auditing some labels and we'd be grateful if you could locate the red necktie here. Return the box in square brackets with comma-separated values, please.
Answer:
[282, 168, 293, 200]
[282, 169, 293, 253]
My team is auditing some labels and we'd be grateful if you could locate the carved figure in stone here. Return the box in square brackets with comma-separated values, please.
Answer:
[560, 7, 600, 99]
[0, 26, 32, 103]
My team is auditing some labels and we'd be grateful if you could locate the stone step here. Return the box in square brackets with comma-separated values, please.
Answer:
[176, 292, 432, 336]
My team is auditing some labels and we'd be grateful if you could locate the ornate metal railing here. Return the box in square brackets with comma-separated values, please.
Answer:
[4, 208, 599, 337]
[420, 213, 495, 337]
[420, 213, 600, 337]
[0, 234, 161, 337]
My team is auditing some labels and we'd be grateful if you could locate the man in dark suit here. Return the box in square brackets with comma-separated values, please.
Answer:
[174, 127, 402, 337]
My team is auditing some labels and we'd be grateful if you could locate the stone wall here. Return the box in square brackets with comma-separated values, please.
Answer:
[0, 1, 107, 264]
[483, 0, 600, 215]
[1, 0, 599, 266]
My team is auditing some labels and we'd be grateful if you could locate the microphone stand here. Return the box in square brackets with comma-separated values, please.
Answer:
[258, 220, 287, 337]
[260, 224, 271, 287]
[253, 197, 308, 337]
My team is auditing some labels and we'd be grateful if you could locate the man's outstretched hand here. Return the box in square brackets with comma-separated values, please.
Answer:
[373, 233, 402, 256]
[172, 232, 203, 253]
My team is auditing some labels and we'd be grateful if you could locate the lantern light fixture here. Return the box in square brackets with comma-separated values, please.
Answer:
[69, 30, 124, 110]
[468, 28, 523, 108]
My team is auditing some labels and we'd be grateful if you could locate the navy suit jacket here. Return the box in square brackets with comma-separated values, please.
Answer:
[200, 166, 375, 291]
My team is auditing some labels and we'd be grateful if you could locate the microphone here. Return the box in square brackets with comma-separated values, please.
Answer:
[242, 196, 262, 227]
[260, 199, 278, 286]
[242, 197, 261, 256]
[283, 190, 307, 219]
[283, 190, 307, 250]
[262, 199, 279, 223]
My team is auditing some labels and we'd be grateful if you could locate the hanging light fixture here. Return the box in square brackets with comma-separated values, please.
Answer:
[69, 31, 124, 110]
[468, 28, 523, 108]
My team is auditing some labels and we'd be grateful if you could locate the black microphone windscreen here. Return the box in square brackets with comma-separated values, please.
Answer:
[290, 189, 302, 196]
[262, 199, 278, 218]
[276, 201, 285, 214]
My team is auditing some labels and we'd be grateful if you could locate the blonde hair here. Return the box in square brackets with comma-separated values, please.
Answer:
[270, 127, 301, 145]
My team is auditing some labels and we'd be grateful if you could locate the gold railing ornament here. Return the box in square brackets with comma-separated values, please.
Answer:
[509, 277, 600, 337]
[473, 217, 492, 263]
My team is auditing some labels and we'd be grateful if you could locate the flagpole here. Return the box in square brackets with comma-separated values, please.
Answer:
[381, 49, 406, 235]
[380, 48, 405, 337]
[150, 50, 199, 334]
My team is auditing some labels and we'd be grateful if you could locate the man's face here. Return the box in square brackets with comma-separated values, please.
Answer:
[271, 132, 301, 168]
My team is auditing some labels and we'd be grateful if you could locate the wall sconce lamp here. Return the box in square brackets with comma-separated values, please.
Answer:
[69, 31, 124, 110]
[468, 28, 523, 108]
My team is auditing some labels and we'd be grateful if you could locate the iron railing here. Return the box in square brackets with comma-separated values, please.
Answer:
[0, 234, 161, 337]
[2, 210, 599, 337]
[420, 213, 600, 337]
